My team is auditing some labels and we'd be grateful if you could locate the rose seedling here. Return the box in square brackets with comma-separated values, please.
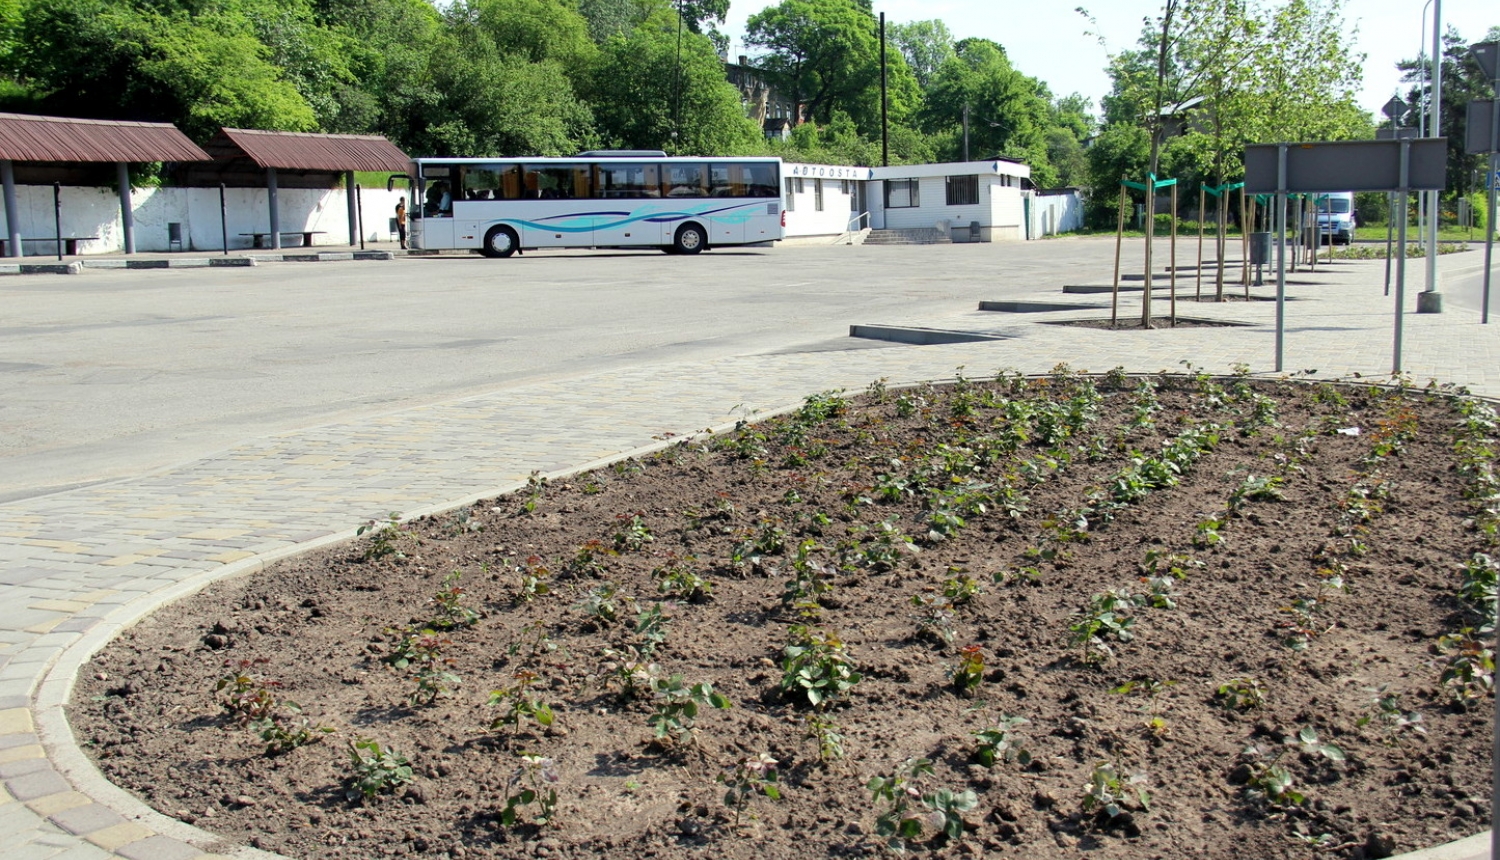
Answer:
[804, 713, 846, 763]
[488, 670, 555, 734]
[867, 757, 977, 852]
[718, 753, 780, 824]
[356, 512, 415, 561]
[1356, 685, 1426, 746]
[1214, 677, 1266, 711]
[612, 512, 654, 552]
[653, 553, 713, 602]
[973, 716, 1031, 768]
[215, 658, 280, 725]
[647, 674, 730, 746]
[1436, 629, 1495, 705]
[499, 754, 559, 829]
[252, 702, 335, 755]
[430, 570, 479, 629]
[1080, 760, 1149, 823]
[948, 644, 985, 697]
[346, 738, 413, 802]
[780, 627, 862, 708]
[910, 594, 957, 646]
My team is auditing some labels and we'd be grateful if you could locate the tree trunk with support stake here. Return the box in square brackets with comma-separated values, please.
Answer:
[1112, 182, 1126, 328]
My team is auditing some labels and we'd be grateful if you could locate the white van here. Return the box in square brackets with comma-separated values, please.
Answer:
[1315, 192, 1356, 245]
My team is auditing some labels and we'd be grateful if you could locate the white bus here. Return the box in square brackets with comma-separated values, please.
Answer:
[405, 152, 784, 257]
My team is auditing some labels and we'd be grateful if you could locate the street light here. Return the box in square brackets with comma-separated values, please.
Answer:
[1416, 0, 1433, 253]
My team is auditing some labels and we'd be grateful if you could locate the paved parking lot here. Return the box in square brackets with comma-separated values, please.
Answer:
[0, 241, 1137, 501]
[0, 237, 1497, 860]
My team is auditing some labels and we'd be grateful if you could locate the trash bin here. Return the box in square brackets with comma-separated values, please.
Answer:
[167, 222, 183, 252]
[969, 221, 981, 242]
[1249, 231, 1272, 265]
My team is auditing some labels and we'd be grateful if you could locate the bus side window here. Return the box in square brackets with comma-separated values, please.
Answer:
[747, 164, 777, 198]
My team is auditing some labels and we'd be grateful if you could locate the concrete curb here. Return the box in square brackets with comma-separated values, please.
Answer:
[29, 414, 778, 860]
[0, 261, 82, 275]
[0, 250, 396, 275]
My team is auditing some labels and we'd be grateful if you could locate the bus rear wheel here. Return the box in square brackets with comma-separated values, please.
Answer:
[673, 223, 706, 255]
[482, 225, 519, 258]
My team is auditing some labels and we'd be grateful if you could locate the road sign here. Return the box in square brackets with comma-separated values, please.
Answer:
[1468, 99, 1499, 155]
[1473, 41, 1498, 81]
[1383, 96, 1407, 122]
[1244, 138, 1448, 193]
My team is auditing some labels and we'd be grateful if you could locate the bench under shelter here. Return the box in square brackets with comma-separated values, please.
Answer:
[180, 129, 411, 251]
[0, 112, 211, 258]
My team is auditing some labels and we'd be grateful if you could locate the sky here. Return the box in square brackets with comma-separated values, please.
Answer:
[721, 0, 1500, 123]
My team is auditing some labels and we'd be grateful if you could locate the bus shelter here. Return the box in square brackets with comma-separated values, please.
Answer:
[0, 112, 210, 257]
[184, 129, 410, 250]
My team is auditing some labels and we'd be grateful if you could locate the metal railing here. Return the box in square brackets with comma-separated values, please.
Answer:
[847, 211, 871, 232]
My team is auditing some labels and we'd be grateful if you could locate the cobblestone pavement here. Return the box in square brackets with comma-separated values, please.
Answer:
[1, 251, 1497, 859]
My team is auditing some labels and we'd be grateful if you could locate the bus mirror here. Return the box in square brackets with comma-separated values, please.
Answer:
[386, 174, 409, 192]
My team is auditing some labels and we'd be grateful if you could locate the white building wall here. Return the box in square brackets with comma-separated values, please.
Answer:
[0, 185, 404, 254]
[781, 163, 868, 241]
[867, 161, 1032, 242]
[991, 185, 1026, 242]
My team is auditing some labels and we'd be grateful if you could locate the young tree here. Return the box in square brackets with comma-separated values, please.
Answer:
[585, 6, 762, 154]
[744, 0, 921, 137]
[921, 39, 1056, 183]
[1085, 0, 1366, 319]
[889, 19, 954, 90]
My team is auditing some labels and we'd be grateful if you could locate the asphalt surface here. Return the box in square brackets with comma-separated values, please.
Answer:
[0, 241, 1143, 502]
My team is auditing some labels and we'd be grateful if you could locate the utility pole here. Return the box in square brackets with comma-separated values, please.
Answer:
[880, 12, 889, 167]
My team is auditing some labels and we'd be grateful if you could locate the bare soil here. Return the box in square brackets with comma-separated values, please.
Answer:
[73, 371, 1496, 860]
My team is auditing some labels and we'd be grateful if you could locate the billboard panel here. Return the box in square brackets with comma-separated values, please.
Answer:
[1244, 139, 1447, 193]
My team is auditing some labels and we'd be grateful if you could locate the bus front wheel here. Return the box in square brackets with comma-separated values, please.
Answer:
[673, 223, 707, 255]
[482, 225, 519, 258]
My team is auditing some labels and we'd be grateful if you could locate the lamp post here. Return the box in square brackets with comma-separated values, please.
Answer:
[1415, 0, 1432, 255]
[1417, 0, 1444, 313]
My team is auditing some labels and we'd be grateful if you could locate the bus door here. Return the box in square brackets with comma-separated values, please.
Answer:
[707, 164, 747, 244]
[519, 165, 592, 247]
[416, 168, 455, 249]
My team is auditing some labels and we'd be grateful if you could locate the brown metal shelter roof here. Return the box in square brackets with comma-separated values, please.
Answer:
[0, 113, 210, 163]
[209, 128, 410, 173]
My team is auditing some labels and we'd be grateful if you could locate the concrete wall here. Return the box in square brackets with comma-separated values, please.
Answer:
[1030, 191, 1085, 237]
[0, 185, 405, 254]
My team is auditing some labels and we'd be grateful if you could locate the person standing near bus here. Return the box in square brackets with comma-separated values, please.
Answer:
[394, 196, 407, 249]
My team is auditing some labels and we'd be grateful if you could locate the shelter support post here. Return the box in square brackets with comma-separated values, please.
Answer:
[268, 167, 281, 250]
[117, 162, 135, 254]
[346, 171, 358, 247]
[1, 160, 20, 258]
[52, 182, 62, 261]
